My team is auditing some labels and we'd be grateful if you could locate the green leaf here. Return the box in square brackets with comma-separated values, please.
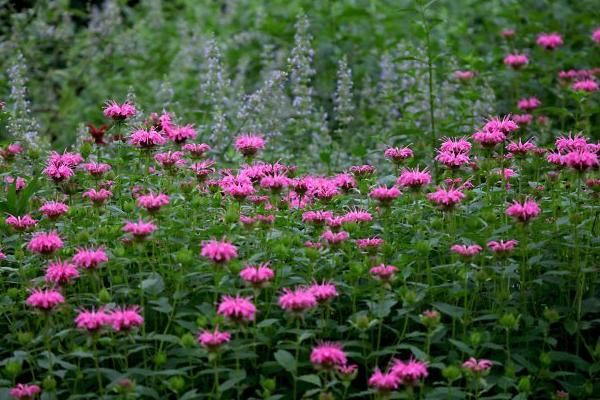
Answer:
[140, 273, 165, 296]
[298, 374, 321, 387]
[274, 349, 296, 374]
[432, 302, 464, 318]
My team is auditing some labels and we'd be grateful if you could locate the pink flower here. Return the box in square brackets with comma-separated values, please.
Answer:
[427, 187, 465, 209]
[201, 239, 237, 263]
[75, 308, 111, 331]
[103, 101, 136, 120]
[235, 135, 265, 156]
[0, 250, 6, 260]
[137, 193, 170, 212]
[9, 383, 41, 399]
[451, 244, 483, 257]
[483, 116, 519, 134]
[122, 220, 157, 239]
[571, 79, 598, 92]
[472, 129, 506, 147]
[310, 343, 347, 370]
[512, 113, 533, 125]
[43, 162, 74, 182]
[190, 160, 216, 180]
[183, 143, 211, 157]
[593, 27, 600, 43]
[555, 134, 591, 152]
[45, 260, 79, 285]
[507, 139, 536, 155]
[342, 209, 373, 223]
[198, 328, 231, 350]
[72, 248, 108, 269]
[370, 264, 398, 281]
[506, 199, 541, 222]
[4, 176, 26, 191]
[349, 164, 376, 177]
[368, 368, 401, 392]
[462, 357, 493, 373]
[321, 230, 349, 245]
[440, 137, 472, 153]
[563, 150, 598, 171]
[39, 201, 69, 219]
[501, 29, 516, 38]
[487, 239, 518, 254]
[167, 124, 196, 143]
[223, 182, 255, 200]
[84, 162, 112, 176]
[384, 146, 413, 163]
[278, 287, 317, 314]
[302, 210, 333, 224]
[26, 288, 65, 310]
[129, 128, 166, 148]
[435, 151, 471, 169]
[503, 54, 528, 69]
[309, 282, 338, 303]
[397, 167, 432, 190]
[333, 173, 357, 192]
[536, 33, 563, 50]
[390, 358, 429, 384]
[48, 151, 84, 167]
[217, 295, 256, 322]
[517, 97, 541, 111]
[27, 231, 63, 255]
[260, 174, 292, 191]
[82, 188, 113, 205]
[2, 143, 24, 159]
[109, 306, 144, 331]
[154, 151, 185, 168]
[356, 237, 384, 252]
[453, 70, 477, 81]
[369, 186, 402, 205]
[5, 214, 38, 231]
[239, 263, 274, 287]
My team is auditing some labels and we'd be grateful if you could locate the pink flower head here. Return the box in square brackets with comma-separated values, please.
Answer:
[427, 187, 465, 209]
[4, 176, 26, 191]
[507, 139, 536, 155]
[239, 263, 275, 287]
[369, 186, 402, 205]
[472, 130, 506, 148]
[537, 33, 563, 50]
[183, 143, 211, 157]
[451, 244, 483, 257]
[503, 54, 529, 69]
[217, 295, 256, 322]
[223, 182, 255, 200]
[368, 368, 401, 392]
[9, 383, 41, 399]
[333, 173, 357, 192]
[342, 209, 373, 224]
[487, 239, 518, 254]
[235, 134, 265, 157]
[72, 248, 108, 269]
[506, 199, 541, 222]
[309, 281, 338, 303]
[278, 287, 317, 314]
[321, 230, 349, 245]
[397, 167, 432, 190]
[75, 308, 111, 331]
[384, 146, 413, 163]
[26, 288, 65, 310]
[349, 164, 376, 178]
[356, 237, 384, 252]
[190, 160, 216, 180]
[129, 128, 166, 148]
[201, 239, 237, 263]
[462, 357, 493, 373]
[109, 306, 144, 331]
[555, 134, 591, 152]
[82, 188, 113, 205]
[154, 151, 185, 168]
[122, 220, 157, 239]
[0, 250, 6, 260]
[48, 151, 84, 167]
[84, 162, 112, 176]
[5, 214, 38, 231]
[27, 231, 63, 255]
[370, 264, 398, 281]
[593, 27, 600, 43]
[2, 143, 24, 160]
[517, 97, 541, 111]
[310, 343, 347, 370]
[501, 28, 516, 38]
[103, 101, 136, 120]
[39, 201, 69, 219]
[137, 193, 170, 212]
[435, 151, 471, 169]
[391, 358, 429, 384]
[43, 162, 74, 182]
[483, 116, 519, 134]
[260, 174, 292, 191]
[512, 113, 533, 125]
[45, 260, 79, 285]
[562, 150, 598, 171]
[571, 79, 598, 92]
[198, 328, 231, 350]
[302, 210, 333, 224]
[440, 137, 472, 153]
[167, 124, 196, 143]
[453, 70, 477, 81]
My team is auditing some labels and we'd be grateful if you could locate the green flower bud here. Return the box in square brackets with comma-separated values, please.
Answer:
[261, 378, 276, 392]
[180, 333, 196, 348]
[442, 365, 461, 382]
[517, 376, 531, 393]
[543, 308, 560, 324]
[499, 313, 519, 331]
[17, 331, 33, 346]
[169, 376, 185, 392]
[154, 351, 167, 367]
[4, 360, 22, 378]
[98, 288, 112, 303]
[43, 375, 57, 391]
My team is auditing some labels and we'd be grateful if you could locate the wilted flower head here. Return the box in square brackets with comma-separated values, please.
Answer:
[201, 239, 238, 263]
[103, 101, 136, 120]
[217, 295, 256, 322]
[27, 231, 63, 255]
[536, 33, 563, 49]
[310, 343, 347, 370]
[501, 28, 516, 38]
[26, 288, 65, 310]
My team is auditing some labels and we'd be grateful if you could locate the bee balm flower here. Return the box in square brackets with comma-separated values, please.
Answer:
[201, 239, 238, 263]
[26, 288, 65, 310]
[27, 231, 63, 255]
[103, 101, 136, 120]
[235, 134, 265, 157]
[198, 328, 231, 351]
[75, 309, 111, 331]
[536, 33, 563, 50]
[109, 306, 144, 331]
[506, 199, 541, 222]
[310, 343, 347, 370]
[9, 383, 41, 399]
[217, 295, 256, 322]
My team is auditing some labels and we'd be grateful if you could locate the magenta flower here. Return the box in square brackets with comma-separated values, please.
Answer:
[503, 54, 528, 69]
[384, 146, 413, 163]
[506, 199, 541, 222]
[310, 342, 347, 370]
[109, 306, 144, 332]
[198, 328, 231, 351]
[453, 70, 477, 81]
[39, 201, 69, 219]
[370, 264, 398, 281]
[302, 210, 334, 224]
[571, 79, 598, 92]
[487, 239, 518, 254]
[536, 33, 563, 50]
[472, 129, 506, 148]
[369, 186, 402, 205]
[593, 27, 600, 43]
[72, 248, 108, 269]
[129, 128, 166, 148]
[167, 124, 196, 143]
[217, 295, 256, 322]
[9, 383, 41, 399]
[201, 239, 238, 263]
[501, 28, 516, 38]
[507, 139, 536, 155]
[342, 209, 373, 223]
[122, 220, 157, 239]
[137, 193, 170, 212]
[239, 263, 274, 287]
[5, 214, 38, 231]
[349, 164, 376, 178]
[321, 230, 349, 245]
[309, 282, 338, 303]
[517, 97, 541, 111]
[154, 151, 185, 168]
[397, 167, 432, 190]
[43, 161, 74, 182]
[368, 368, 401, 392]
[84, 162, 112, 176]
[75, 308, 111, 331]
[390, 358, 429, 385]
[82, 188, 113, 205]
[260, 174, 292, 192]
[4, 176, 26, 191]
[462, 357, 493, 374]
[356, 237, 384, 252]
[450, 244, 483, 257]
[26, 288, 65, 310]
[483, 116, 519, 134]
[427, 187, 465, 209]
[435, 151, 471, 169]
[103, 101, 136, 120]
[27, 231, 63, 255]
[440, 137, 472, 153]
[183, 143, 211, 157]
[235, 134, 265, 157]
[45, 260, 79, 285]
[278, 287, 317, 314]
